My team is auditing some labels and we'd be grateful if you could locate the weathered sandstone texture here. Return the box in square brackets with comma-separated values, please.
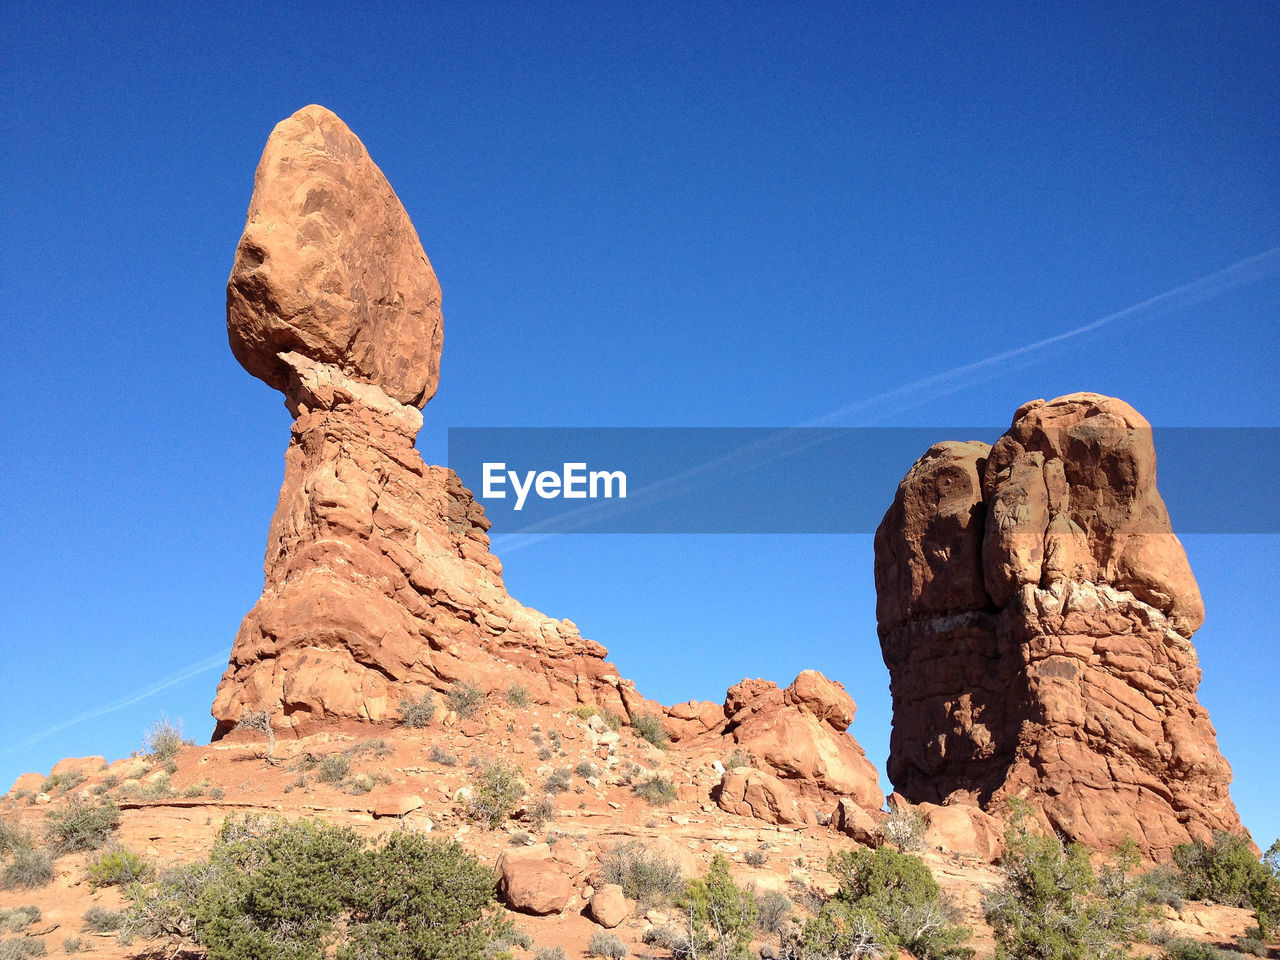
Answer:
[875, 393, 1244, 859]
[211, 105, 884, 832]
[212, 107, 637, 735]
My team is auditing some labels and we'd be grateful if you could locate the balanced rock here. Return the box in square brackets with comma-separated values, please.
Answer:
[212, 107, 634, 736]
[875, 393, 1244, 859]
[227, 105, 442, 408]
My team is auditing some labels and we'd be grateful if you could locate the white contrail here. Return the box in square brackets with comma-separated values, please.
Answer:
[491, 246, 1280, 553]
[3, 652, 228, 753]
[807, 246, 1280, 426]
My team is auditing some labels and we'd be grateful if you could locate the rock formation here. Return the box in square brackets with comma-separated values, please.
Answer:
[875, 393, 1244, 859]
[212, 103, 882, 838]
[212, 106, 641, 736]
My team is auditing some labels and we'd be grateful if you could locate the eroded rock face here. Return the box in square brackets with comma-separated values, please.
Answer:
[712, 671, 884, 823]
[227, 105, 443, 409]
[875, 393, 1243, 859]
[213, 107, 632, 736]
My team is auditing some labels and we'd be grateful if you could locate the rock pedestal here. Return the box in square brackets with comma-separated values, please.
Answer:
[875, 393, 1244, 859]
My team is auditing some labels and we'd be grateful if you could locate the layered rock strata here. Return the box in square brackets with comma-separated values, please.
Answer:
[212, 104, 883, 838]
[875, 393, 1244, 858]
[212, 107, 637, 736]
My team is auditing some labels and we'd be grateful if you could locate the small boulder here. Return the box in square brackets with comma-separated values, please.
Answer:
[589, 884, 632, 928]
[496, 845, 576, 915]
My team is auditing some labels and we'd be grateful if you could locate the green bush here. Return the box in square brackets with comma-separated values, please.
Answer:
[1, 847, 53, 890]
[798, 846, 972, 960]
[600, 841, 685, 909]
[40, 771, 85, 794]
[1142, 862, 1186, 910]
[466, 761, 526, 829]
[87, 847, 154, 886]
[144, 715, 191, 762]
[447, 682, 487, 719]
[632, 775, 677, 806]
[398, 692, 437, 728]
[630, 713, 669, 749]
[685, 854, 758, 960]
[122, 815, 507, 960]
[46, 797, 120, 854]
[1173, 831, 1278, 937]
[985, 811, 1155, 960]
[0, 907, 39, 933]
[586, 932, 629, 959]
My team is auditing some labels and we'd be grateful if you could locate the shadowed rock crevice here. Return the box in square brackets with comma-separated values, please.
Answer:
[875, 393, 1244, 859]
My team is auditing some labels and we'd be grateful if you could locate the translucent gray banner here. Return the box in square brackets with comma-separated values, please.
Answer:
[447, 428, 1279, 534]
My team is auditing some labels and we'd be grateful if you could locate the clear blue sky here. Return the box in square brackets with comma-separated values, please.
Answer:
[2, 3, 1276, 847]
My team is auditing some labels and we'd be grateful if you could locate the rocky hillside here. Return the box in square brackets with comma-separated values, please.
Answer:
[0, 106, 1267, 960]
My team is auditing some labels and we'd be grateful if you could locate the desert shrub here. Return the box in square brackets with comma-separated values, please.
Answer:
[985, 811, 1155, 960]
[724, 749, 751, 769]
[586, 932, 629, 959]
[504, 683, 531, 708]
[87, 846, 154, 886]
[40, 771, 85, 794]
[0, 821, 32, 856]
[744, 849, 767, 868]
[317, 753, 351, 784]
[1142, 862, 1186, 910]
[534, 947, 566, 960]
[527, 796, 556, 830]
[447, 682, 487, 719]
[238, 710, 277, 760]
[347, 774, 376, 795]
[537, 747, 553, 761]
[0, 907, 39, 933]
[601, 841, 685, 909]
[487, 930, 533, 954]
[81, 905, 126, 933]
[1160, 937, 1233, 960]
[144, 716, 191, 762]
[684, 854, 758, 960]
[61, 939, 86, 954]
[398, 691, 437, 728]
[631, 713, 669, 749]
[544, 768, 572, 794]
[466, 761, 526, 829]
[430, 745, 458, 766]
[633, 774, 677, 806]
[0, 939, 46, 959]
[575, 761, 600, 779]
[122, 815, 507, 959]
[754, 889, 792, 934]
[46, 798, 119, 853]
[798, 846, 971, 960]
[1173, 831, 1278, 937]
[571, 705, 623, 730]
[883, 798, 927, 852]
[610, 844, 684, 906]
[1236, 935, 1268, 956]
